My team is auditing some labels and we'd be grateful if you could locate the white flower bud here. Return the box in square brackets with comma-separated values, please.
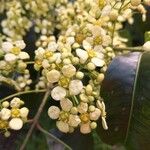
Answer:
[1, 108, 11, 120]
[79, 94, 88, 102]
[20, 107, 29, 118]
[70, 107, 78, 114]
[48, 106, 60, 119]
[76, 71, 84, 79]
[69, 80, 83, 95]
[2, 101, 9, 108]
[18, 52, 30, 60]
[102, 117, 108, 130]
[109, 10, 118, 21]
[68, 115, 81, 127]
[97, 73, 105, 83]
[60, 98, 73, 112]
[62, 64, 76, 78]
[51, 86, 67, 101]
[87, 62, 96, 70]
[56, 121, 69, 133]
[9, 118, 23, 130]
[90, 122, 97, 129]
[89, 105, 95, 112]
[85, 84, 93, 95]
[46, 69, 61, 83]
[80, 123, 91, 134]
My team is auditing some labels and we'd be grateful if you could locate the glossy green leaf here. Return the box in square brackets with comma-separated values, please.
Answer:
[97, 52, 150, 150]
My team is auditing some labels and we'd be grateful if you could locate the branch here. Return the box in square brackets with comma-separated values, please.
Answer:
[0, 89, 46, 103]
[36, 123, 72, 150]
[19, 89, 51, 150]
[0, 76, 21, 91]
[113, 46, 145, 52]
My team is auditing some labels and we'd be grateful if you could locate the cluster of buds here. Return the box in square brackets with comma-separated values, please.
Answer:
[0, 40, 29, 76]
[0, 97, 29, 137]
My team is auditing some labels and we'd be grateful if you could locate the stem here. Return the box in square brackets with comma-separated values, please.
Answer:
[36, 123, 72, 150]
[0, 76, 21, 91]
[26, 61, 34, 65]
[0, 89, 46, 103]
[20, 89, 51, 150]
[113, 46, 144, 52]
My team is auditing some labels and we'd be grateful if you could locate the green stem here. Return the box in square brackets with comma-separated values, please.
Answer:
[113, 46, 144, 52]
[20, 89, 51, 150]
[36, 123, 72, 150]
[0, 89, 46, 103]
[0, 76, 21, 91]
[26, 61, 34, 65]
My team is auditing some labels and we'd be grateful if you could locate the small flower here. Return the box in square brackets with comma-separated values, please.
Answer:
[56, 121, 69, 133]
[46, 69, 61, 83]
[9, 118, 23, 130]
[69, 80, 83, 95]
[60, 98, 73, 112]
[62, 64, 76, 78]
[51, 86, 67, 101]
[48, 106, 60, 119]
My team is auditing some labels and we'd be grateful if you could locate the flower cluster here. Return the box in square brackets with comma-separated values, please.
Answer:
[0, 97, 29, 137]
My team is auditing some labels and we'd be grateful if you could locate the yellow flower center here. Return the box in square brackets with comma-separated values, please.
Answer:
[80, 113, 90, 123]
[59, 111, 69, 122]
[87, 50, 96, 57]
[58, 76, 70, 88]
[75, 33, 85, 44]
[93, 36, 102, 46]
[44, 51, 53, 59]
[98, 0, 105, 8]
[0, 120, 8, 129]
[35, 60, 42, 66]
[11, 108, 20, 118]
[11, 47, 21, 55]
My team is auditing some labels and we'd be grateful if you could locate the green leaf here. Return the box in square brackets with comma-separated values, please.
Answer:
[144, 31, 150, 42]
[97, 52, 150, 150]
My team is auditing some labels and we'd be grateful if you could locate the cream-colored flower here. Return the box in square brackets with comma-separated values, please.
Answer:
[48, 41, 58, 52]
[2, 101, 9, 108]
[62, 64, 76, 78]
[69, 80, 83, 95]
[46, 69, 61, 83]
[90, 108, 101, 121]
[77, 102, 88, 114]
[80, 122, 91, 134]
[0, 108, 11, 120]
[48, 106, 60, 119]
[60, 98, 73, 112]
[51, 86, 66, 101]
[42, 59, 50, 68]
[20, 107, 29, 118]
[56, 121, 69, 133]
[9, 118, 23, 130]
[68, 114, 81, 127]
